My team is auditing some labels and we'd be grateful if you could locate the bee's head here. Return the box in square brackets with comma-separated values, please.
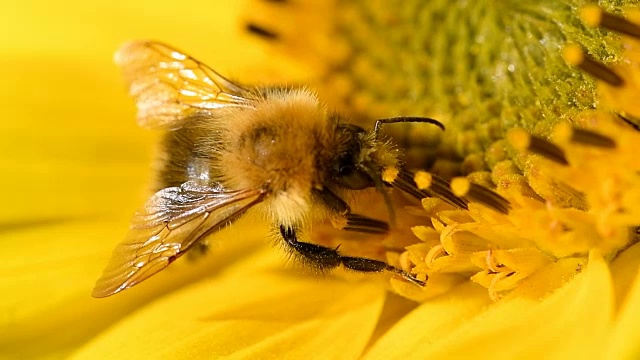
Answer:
[329, 124, 393, 190]
[328, 117, 445, 223]
[325, 122, 399, 225]
[331, 116, 445, 188]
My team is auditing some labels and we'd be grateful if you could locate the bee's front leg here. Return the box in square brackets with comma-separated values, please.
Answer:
[278, 225, 425, 286]
[312, 187, 389, 234]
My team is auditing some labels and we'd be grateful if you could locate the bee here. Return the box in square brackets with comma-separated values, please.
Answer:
[92, 41, 466, 298]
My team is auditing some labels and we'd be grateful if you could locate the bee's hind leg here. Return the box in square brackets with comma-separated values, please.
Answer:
[278, 225, 425, 286]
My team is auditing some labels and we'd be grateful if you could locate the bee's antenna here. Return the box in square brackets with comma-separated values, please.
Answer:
[373, 117, 445, 140]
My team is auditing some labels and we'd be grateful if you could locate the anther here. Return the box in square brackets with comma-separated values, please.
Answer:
[408, 170, 469, 209]
[245, 23, 279, 41]
[507, 128, 569, 165]
[450, 177, 511, 214]
[553, 123, 617, 148]
[563, 44, 624, 87]
[581, 5, 640, 38]
[485, 250, 507, 273]
[618, 114, 640, 132]
[425, 245, 447, 268]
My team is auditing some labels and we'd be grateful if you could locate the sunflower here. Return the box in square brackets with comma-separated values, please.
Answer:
[3, 0, 640, 359]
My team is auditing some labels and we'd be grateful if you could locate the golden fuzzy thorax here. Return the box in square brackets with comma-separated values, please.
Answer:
[217, 89, 337, 226]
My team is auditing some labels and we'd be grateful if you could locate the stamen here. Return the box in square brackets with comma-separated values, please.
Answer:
[399, 170, 469, 209]
[450, 177, 511, 214]
[563, 44, 624, 87]
[507, 128, 569, 165]
[388, 169, 429, 200]
[488, 271, 513, 301]
[425, 244, 448, 268]
[398, 251, 413, 272]
[618, 114, 640, 132]
[581, 5, 640, 38]
[245, 23, 279, 40]
[553, 122, 617, 148]
[486, 250, 501, 273]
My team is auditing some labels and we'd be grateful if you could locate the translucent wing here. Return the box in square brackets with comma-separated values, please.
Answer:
[115, 40, 256, 130]
[92, 181, 266, 297]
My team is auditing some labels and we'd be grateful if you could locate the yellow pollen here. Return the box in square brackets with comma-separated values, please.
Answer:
[580, 4, 603, 28]
[551, 122, 573, 144]
[450, 177, 471, 197]
[414, 171, 433, 190]
[506, 128, 530, 151]
[382, 167, 399, 183]
[562, 44, 584, 67]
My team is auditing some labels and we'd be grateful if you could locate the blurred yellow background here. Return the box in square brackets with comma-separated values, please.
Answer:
[0, 0, 311, 224]
[0, 1, 311, 357]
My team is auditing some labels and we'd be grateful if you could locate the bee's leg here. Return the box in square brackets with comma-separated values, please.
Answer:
[312, 188, 389, 234]
[279, 225, 425, 286]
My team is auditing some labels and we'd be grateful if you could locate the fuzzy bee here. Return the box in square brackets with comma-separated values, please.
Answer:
[92, 41, 465, 297]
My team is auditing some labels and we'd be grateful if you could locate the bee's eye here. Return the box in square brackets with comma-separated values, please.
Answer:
[338, 164, 354, 176]
[336, 162, 373, 190]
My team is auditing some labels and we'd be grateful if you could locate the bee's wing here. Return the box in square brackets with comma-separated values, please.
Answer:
[92, 182, 266, 298]
[115, 41, 256, 130]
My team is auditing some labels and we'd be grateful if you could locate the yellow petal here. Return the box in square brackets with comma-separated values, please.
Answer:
[0, 50, 155, 222]
[441, 225, 489, 254]
[364, 282, 491, 359]
[505, 257, 585, 300]
[390, 273, 468, 302]
[427, 253, 478, 273]
[607, 246, 640, 359]
[71, 249, 387, 359]
[369, 252, 612, 359]
[610, 242, 640, 310]
[364, 293, 419, 351]
[0, 159, 153, 223]
[0, 218, 265, 358]
[1, 0, 287, 78]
